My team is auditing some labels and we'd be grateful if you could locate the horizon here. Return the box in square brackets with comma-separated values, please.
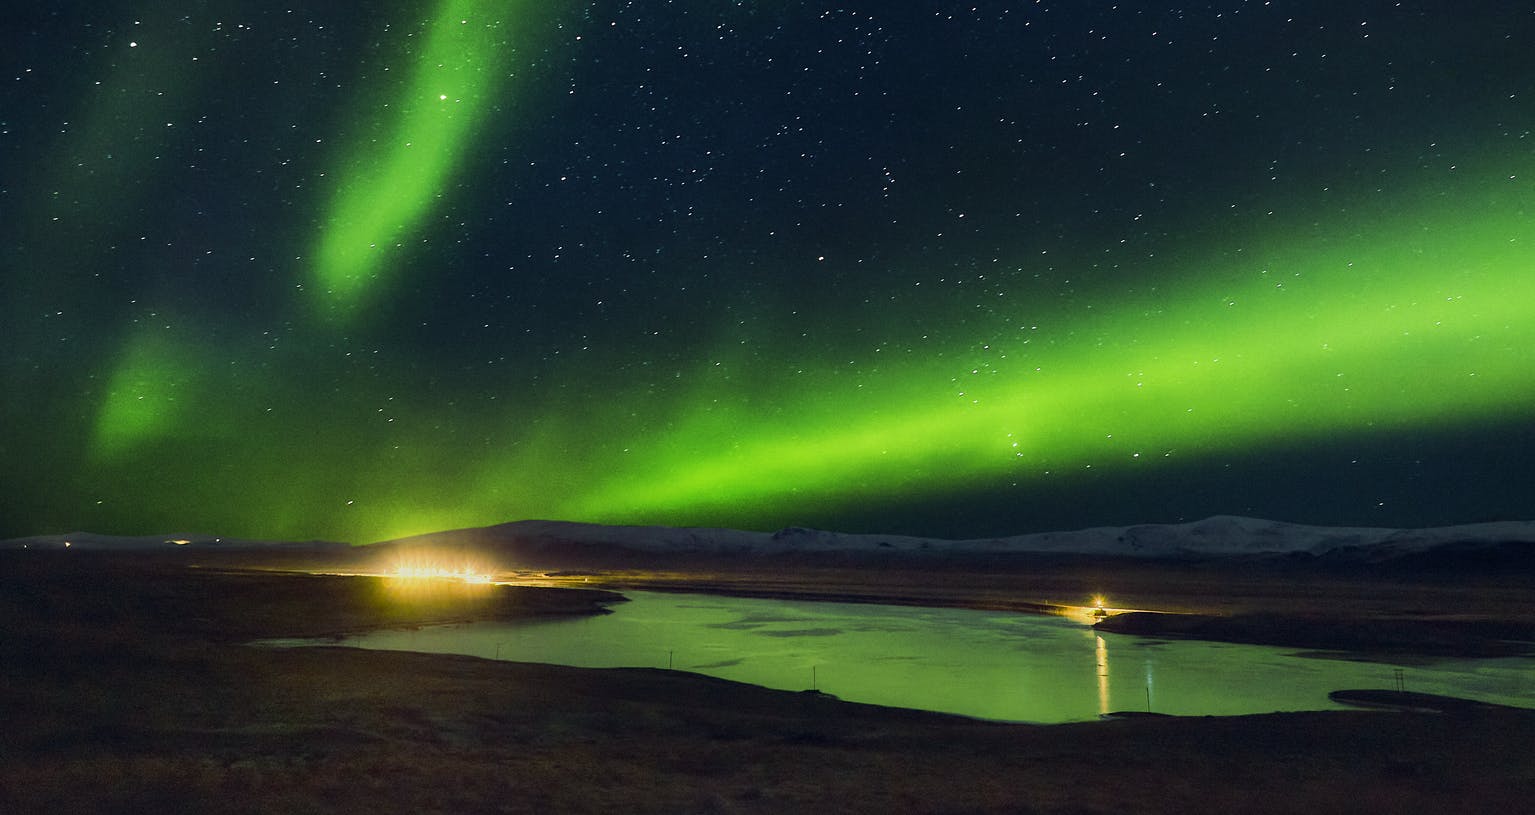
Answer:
[4, 2, 1533, 544]
[10, 511, 1535, 551]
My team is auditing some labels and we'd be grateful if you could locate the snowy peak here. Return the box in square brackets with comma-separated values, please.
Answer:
[378, 515, 1535, 562]
[8, 516, 1533, 563]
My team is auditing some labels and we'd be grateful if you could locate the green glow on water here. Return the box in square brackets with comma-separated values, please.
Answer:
[324, 592, 1535, 723]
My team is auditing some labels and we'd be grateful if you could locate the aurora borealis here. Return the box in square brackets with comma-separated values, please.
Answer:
[315, 0, 540, 313]
[3, 1, 1533, 543]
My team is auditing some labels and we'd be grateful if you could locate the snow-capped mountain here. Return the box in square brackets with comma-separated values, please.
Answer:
[374, 515, 1535, 562]
[7, 515, 1531, 563]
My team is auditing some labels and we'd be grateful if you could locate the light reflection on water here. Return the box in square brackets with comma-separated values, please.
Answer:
[308, 591, 1534, 723]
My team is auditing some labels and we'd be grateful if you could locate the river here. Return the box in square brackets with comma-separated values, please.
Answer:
[292, 590, 1534, 723]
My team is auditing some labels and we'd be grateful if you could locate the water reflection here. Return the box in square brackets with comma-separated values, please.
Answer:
[291, 591, 1535, 724]
[1095, 633, 1110, 716]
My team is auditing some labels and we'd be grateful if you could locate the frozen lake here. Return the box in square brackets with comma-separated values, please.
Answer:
[295, 591, 1534, 723]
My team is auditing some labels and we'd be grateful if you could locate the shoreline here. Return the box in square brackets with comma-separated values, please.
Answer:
[265, 585, 1535, 723]
[570, 572, 1535, 661]
[582, 576, 1072, 616]
[1093, 610, 1535, 660]
[7, 551, 1535, 813]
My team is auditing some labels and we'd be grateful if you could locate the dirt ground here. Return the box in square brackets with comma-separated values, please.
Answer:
[3, 551, 1533, 814]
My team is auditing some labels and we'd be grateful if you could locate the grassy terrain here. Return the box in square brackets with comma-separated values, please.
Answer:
[3, 551, 1533, 813]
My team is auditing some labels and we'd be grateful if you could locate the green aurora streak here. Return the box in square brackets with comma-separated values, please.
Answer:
[84, 160, 1535, 542]
[313, 0, 525, 315]
[69, 8, 1533, 544]
[83, 153, 1534, 543]
[567, 182, 1535, 528]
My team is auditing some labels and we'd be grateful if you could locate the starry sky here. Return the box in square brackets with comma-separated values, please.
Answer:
[3, 1, 1533, 544]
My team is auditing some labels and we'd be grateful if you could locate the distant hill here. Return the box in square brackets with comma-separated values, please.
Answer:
[0, 532, 349, 552]
[367, 515, 1535, 569]
[8, 516, 1533, 570]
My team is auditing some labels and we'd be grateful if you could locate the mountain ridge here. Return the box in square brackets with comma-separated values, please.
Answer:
[6, 515, 1534, 564]
[371, 515, 1535, 563]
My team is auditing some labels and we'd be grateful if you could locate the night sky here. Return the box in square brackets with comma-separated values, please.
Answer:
[4, 1, 1533, 544]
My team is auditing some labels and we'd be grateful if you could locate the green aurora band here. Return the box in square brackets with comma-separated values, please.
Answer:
[84, 160, 1535, 542]
[568, 182, 1535, 528]
[92, 327, 203, 460]
[313, 0, 526, 315]
[70, 24, 1532, 544]
[82, 157, 1535, 543]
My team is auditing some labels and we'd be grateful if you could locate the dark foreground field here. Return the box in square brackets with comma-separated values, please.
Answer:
[3, 552, 1533, 814]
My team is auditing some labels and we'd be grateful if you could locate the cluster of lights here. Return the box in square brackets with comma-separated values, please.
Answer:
[389, 564, 493, 584]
